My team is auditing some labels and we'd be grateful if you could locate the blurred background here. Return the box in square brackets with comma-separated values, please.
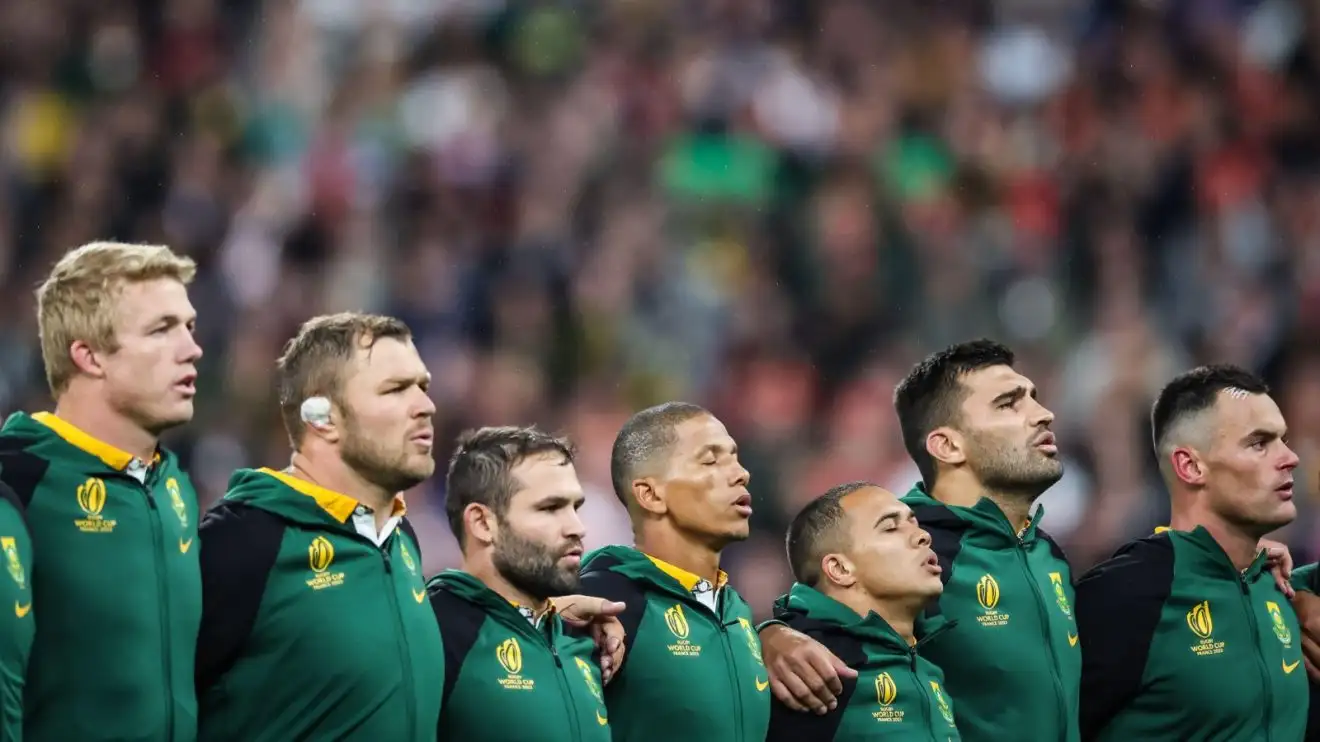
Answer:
[2, 0, 1320, 618]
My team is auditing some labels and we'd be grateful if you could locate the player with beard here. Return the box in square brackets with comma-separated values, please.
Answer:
[1075, 366, 1307, 741]
[577, 402, 771, 742]
[0, 242, 203, 742]
[194, 313, 444, 742]
[429, 426, 614, 741]
[195, 315, 624, 742]
[759, 340, 1081, 742]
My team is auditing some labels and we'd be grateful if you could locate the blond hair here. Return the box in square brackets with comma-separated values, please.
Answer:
[37, 242, 197, 396]
[276, 312, 413, 449]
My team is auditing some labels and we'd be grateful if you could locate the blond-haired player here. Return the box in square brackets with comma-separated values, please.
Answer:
[0, 241, 204, 741]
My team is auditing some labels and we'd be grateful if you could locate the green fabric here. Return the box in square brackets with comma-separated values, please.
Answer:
[431, 570, 610, 741]
[580, 545, 771, 742]
[901, 485, 1080, 742]
[197, 469, 442, 742]
[1, 412, 201, 742]
[0, 499, 31, 740]
[779, 584, 960, 740]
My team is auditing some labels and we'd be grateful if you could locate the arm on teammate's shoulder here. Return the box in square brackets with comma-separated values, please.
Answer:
[1074, 538, 1174, 742]
[576, 569, 647, 661]
[195, 501, 284, 696]
[764, 629, 858, 741]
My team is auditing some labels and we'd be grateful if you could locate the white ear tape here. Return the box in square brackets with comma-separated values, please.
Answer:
[300, 397, 332, 428]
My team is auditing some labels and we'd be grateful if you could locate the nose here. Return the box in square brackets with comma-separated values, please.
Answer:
[564, 508, 587, 541]
[731, 461, 750, 487]
[1279, 442, 1300, 472]
[181, 331, 203, 363]
[414, 390, 437, 418]
[1031, 399, 1055, 428]
[914, 526, 932, 549]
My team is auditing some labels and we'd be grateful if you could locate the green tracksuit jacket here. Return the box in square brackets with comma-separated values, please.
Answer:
[429, 570, 611, 742]
[766, 583, 961, 742]
[1288, 563, 1320, 742]
[195, 468, 443, 742]
[0, 482, 32, 742]
[1075, 526, 1308, 741]
[901, 485, 1081, 742]
[578, 545, 771, 742]
[0, 411, 200, 742]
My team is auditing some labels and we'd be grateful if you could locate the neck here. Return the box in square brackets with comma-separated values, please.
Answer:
[1170, 501, 1262, 571]
[53, 388, 159, 461]
[635, 524, 723, 586]
[829, 586, 920, 646]
[289, 448, 396, 529]
[462, 553, 551, 614]
[930, 472, 1035, 533]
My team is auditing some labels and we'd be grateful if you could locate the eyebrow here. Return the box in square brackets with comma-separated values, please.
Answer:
[696, 442, 738, 457]
[991, 385, 1034, 406]
[874, 510, 905, 529]
[1241, 427, 1286, 444]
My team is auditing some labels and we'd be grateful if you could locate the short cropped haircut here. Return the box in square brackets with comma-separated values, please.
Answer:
[786, 481, 875, 587]
[894, 339, 1016, 487]
[1151, 364, 1270, 451]
[445, 426, 576, 547]
[275, 312, 412, 450]
[609, 402, 710, 508]
[36, 242, 197, 396]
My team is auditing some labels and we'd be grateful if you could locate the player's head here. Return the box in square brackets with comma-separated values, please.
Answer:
[894, 339, 1061, 496]
[787, 482, 942, 607]
[1152, 365, 1297, 534]
[36, 242, 201, 433]
[277, 312, 435, 492]
[446, 426, 585, 599]
[610, 402, 752, 547]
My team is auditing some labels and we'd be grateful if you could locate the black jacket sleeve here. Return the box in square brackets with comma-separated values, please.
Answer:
[1074, 535, 1175, 742]
[765, 624, 863, 742]
[577, 568, 648, 673]
[429, 587, 485, 713]
[195, 502, 285, 695]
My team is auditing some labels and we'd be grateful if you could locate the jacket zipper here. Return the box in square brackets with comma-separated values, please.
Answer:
[381, 546, 417, 741]
[717, 618, 746, 742]
[1017, 540, 1066, 741]
[909, 648, 938, 741]
[139, 474, 175, 742]
[547, 639, 584, 741]
[1238, 577, 1272, 741]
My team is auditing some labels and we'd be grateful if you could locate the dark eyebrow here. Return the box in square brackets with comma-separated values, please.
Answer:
[1242, 428, 1285, 445]
[992, 386, 1032, 406]
[874, 510, 904, 529]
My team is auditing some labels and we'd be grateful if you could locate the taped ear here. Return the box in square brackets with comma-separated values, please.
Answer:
[300, 397, 333, 429]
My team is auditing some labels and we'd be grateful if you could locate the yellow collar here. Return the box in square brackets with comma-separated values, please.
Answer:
[257, 468, 407, 523]
[645, 554, 729, 593]
[33, 412, 159, 471]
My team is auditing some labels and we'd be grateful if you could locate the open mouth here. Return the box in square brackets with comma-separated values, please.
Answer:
[1276, 480, 1295, 500]
[173, 373, 197, 396]
[923, 551, 942, 575]
[1034, 431, 1058, 456]
[561, 545, 584, 565]
[733, 492, 753, 517]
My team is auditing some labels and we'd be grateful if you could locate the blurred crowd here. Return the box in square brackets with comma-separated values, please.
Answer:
[3, 0, 1320, 618]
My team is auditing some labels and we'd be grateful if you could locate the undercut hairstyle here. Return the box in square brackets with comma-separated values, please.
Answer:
[609, 401, 710, 508]
[1151, 364, 1270, 454]
[36, 242, 197, 397]
[444, 426, 576, 547]
[894, 339, 1016, 487]
[275, 312, 412, 450]
[786, 481, 875, 587]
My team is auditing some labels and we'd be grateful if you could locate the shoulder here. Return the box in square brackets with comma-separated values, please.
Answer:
[579, 561, 648, 604]
[198, 501, 288, 579]
[1035, 527, 1071, 566]
[427, 584, 489, 656]
[1076, 532, 1175, 604]
[779, 615, 869, 667]
[0, 432, 49, 508]
[200, 499, 286, 537]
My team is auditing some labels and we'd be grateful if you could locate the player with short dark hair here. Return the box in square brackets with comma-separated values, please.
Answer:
[579, 401, 770, 742]
[1075, 365, 1308, 741]
[431, 425, 614, 741]
[761, 339, 1079, 742]
[768, 482, 959, 741]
